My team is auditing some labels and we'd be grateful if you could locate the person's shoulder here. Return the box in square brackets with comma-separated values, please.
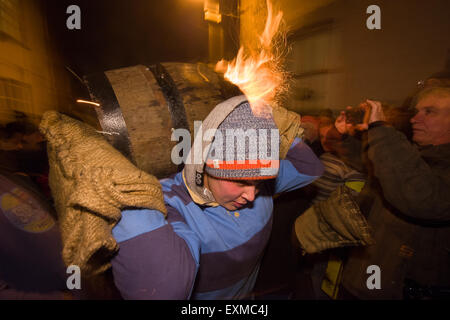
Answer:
[160, 172, 194, 208]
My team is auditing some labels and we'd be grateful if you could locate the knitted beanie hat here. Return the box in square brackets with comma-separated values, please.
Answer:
[204, 101, 279, 180]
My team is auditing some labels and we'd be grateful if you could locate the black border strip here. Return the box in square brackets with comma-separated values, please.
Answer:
[148, 63, 189, 131]
[83, 72, 135, 163]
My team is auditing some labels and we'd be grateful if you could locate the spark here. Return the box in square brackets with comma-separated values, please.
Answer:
[76, 99, 100, 107]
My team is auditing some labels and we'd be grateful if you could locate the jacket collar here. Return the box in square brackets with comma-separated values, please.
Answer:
[182, 95, 248, 206]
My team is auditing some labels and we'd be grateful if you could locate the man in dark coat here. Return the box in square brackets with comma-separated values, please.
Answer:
[341, 87, 450, 299]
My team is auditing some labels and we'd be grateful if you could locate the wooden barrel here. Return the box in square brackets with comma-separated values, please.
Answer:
[84, 63, 241, 179]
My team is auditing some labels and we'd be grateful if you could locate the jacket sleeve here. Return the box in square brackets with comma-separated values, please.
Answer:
[275, 138, 324, 194]
[111, 207, 200, 299]
[367, 125, 450, 221]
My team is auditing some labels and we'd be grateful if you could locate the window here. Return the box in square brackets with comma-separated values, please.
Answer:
[0, 77, 33, 121]
[285, 20, 342, 113]
[0, 0, 22, 42]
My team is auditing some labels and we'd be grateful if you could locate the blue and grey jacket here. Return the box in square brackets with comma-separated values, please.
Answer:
[111, 96, 324, 299]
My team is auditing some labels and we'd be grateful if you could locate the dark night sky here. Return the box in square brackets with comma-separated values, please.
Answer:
[43, 0, 209, 77]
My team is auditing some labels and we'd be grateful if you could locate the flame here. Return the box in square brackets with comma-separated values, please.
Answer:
[215, 0, 287, 115]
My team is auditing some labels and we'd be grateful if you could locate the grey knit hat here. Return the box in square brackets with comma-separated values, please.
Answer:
[204, 101, 279, 180]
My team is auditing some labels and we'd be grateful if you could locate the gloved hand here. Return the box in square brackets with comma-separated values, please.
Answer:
[294, 185, 375, 254]
[40, 111, 167, 276]
[272, 106, 304, 159]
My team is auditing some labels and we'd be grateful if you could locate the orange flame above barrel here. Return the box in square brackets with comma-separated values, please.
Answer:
[215, 0, 287, 115]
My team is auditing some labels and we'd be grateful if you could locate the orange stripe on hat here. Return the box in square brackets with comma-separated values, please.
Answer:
[205, 159, 279, 170]
[218, 174, 278, 180]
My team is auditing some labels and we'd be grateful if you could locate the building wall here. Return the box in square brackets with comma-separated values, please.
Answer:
[0, 0, 76, 125]
[205, 0, 240, 64]
[239, 0, 450, 114]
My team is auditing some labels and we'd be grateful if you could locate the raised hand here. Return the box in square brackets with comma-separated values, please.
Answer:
[365, 99, 386, 124]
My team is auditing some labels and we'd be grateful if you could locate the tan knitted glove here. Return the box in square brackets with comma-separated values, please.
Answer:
[272, 106, 304, 159]
[40, 111, 167, 276]
[294, 185, 375, 254]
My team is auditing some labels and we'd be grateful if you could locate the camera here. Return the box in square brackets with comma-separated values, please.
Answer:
[345, 108, 366, 124]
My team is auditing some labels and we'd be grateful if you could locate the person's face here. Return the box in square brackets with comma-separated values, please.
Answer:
[410, 95, 450, 146]
[205, 174, 265, 211]
[21, 131, 46, 151]
[319, 125, 333, 152]
[0, 133, 24, 151]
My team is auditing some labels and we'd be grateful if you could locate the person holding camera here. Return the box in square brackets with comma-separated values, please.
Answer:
[339, 86, 450, 299]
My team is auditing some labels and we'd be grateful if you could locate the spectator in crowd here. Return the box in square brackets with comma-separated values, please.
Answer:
[339, 86, 450, 299]
[293, 110, 370, 300]
[0, 120, 50, 199]
[1, 117, 121, 300]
